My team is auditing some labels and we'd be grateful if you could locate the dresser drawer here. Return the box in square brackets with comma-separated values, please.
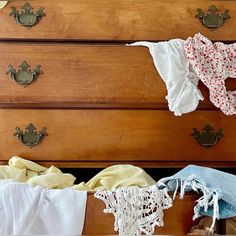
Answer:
[0, 109, 235, 166]
[0, 43, 162, 108]
[0, 0, 235, 41]
[0, 43, 219, 109]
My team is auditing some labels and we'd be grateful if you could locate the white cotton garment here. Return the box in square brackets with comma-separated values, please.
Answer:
[0, 180, 87, 235]
[127, 40, 204, 116]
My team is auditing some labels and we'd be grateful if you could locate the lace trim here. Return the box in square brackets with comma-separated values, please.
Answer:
[94, 185, 172, 236]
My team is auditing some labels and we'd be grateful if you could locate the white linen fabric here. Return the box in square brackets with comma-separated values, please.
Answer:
[0, 180, 87, 235]
[127, 40, 204, 116]
[94, 185, 172, 236]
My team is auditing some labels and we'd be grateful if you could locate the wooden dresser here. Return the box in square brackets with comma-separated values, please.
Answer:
[0, 0, 235, 234]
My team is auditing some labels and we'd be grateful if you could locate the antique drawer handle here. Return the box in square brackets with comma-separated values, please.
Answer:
[9, 2, 45, 28]
[191, 124, 223, 148]
[196, 5, 230, 28]
[14, 123, 48, 148]
[6, 61, 43, 87]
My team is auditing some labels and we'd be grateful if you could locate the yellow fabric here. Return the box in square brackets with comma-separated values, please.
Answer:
[0, 166, 26, 182]
[0, 157, 156, 190]
[27, 166, 76, 189]
[73, 164, 156, 191]
[1, 156, 76, 189]
[9, 156, 47, 172]
[0, 1, 8, 9]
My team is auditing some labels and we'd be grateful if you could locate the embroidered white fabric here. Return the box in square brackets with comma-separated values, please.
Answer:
[127, 40, 204, 116]
[0, 180, 87, 235]
[94, 185, 172, 236]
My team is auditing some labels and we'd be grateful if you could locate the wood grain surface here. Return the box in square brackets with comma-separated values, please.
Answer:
[0, 0, 235, 41]
[0, 109, 235, 165]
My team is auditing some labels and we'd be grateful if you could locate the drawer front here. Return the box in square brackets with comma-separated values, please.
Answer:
[0, 43, 219, 109]
[0, 109, 235, 165]
[0, 0, 235, 41]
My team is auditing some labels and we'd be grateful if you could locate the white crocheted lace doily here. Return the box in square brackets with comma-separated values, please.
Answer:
[94, 185, 172, 235]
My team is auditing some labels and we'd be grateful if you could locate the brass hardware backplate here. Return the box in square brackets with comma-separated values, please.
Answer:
[192, 124, 223, 148]
[14, 123, 48, 148]
[196, 5, 230, 28]
[10, 2, 45, 28]
[6, 61, 42, 87]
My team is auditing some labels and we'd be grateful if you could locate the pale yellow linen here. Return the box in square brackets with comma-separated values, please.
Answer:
[0, 1, 8, 9]
[73, 164, 156, 191]
[27, 166, 75, 189]
[9, 156, 47, 172]
[0, 157, 156, 190]
[0, 166, 26, 182]
[1, 156, 76, 189]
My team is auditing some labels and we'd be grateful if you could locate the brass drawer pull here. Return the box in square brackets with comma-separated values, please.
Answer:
[14, 123, 48, 148]
[196, 5, 230, 28]
[9, 2, 45, 28]
[191, 124, 223, 148]
[6, 61, 43, 87]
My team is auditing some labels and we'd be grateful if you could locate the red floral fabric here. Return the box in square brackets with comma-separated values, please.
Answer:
[184, 33, 236, 115]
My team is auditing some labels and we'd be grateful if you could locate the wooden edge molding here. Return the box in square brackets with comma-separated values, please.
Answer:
[0, 160, 235, 169]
